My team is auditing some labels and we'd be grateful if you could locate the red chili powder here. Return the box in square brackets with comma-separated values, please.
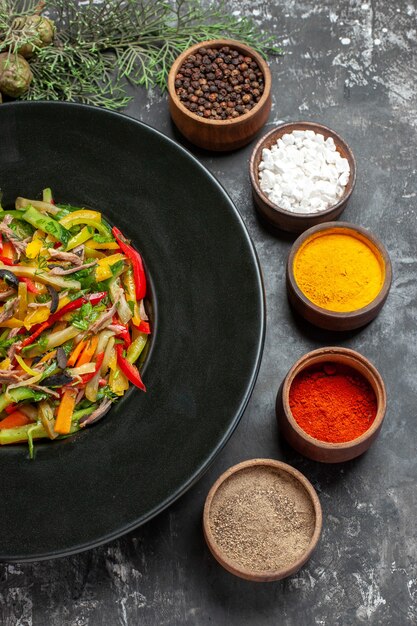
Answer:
[288, 363, 377, 443]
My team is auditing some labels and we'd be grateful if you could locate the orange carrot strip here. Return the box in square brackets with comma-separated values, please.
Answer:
[67, 338, 88, 367]
[38, 349, 57, 364]
[0, 411, 31, 429]
[54, 389, 77, 435]
[76, 335, 99, 367]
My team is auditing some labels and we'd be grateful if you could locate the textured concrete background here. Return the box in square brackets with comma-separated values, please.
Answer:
[1, 0, 416, 624]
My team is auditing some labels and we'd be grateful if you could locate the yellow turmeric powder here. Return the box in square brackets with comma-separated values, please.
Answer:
[293, 230, 385, 312]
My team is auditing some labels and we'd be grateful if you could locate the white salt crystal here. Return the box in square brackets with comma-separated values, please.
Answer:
[336, 157, 350, 173]
[325, 136, 336, 150]
[259, 170, 276, 189]
[338, 172, 349, 186]
[281, 133, 295, 145]
[304, 130, 316, 140]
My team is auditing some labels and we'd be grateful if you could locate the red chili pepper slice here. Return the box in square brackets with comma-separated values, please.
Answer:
[54, 291, 107, 320]
[80, 352, 105, 384]
[112, 227, 146, 300]
[18, 277, 40, 294]
[20, 320, 49, 348]
[115, 344, 146, 391]
[20, 291, 108, 349]
[132, 320, 151, 334]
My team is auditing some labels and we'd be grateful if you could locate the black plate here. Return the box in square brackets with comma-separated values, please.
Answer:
[0, 102, 265, 562]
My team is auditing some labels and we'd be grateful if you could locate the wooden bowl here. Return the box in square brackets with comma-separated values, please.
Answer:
[249, 121, 356, 233]
[276, 347, 387, 463]
[168, 39, 272, 152]
[203, 458, 322, 581]
[286, 222, 392, 331]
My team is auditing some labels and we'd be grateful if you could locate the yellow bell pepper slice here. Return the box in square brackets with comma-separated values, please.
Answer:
[57, 296, 71, 312]
[108, 351, 117, 371]
[59, 209, 101, 227]
[109, 364, 129, 396]
[38, 349, 57, 364]
[95, 253, 126, 282]
[15, 354, 39, 377]
[123, 264, 141, 325]
[85, 239, 119, 250]
[17, 281, 28, 320]
[32, 229, 45, 241]
[25, 239, 43, 259]
[59, 210, 113, 240]
[85, 247, 106, 259]
[108, 350, 128, 395]
[0, 357, 11, 369]
[0, 318, 23, 328]
[23, 306, 50, 329]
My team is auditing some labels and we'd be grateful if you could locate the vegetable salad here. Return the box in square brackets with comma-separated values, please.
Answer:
[0, 189, 150, 457]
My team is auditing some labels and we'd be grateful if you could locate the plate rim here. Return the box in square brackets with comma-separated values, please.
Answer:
[0, 101, 266, 562]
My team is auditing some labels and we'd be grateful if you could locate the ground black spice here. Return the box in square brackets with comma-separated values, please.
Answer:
[175, 45, 265, 120]
[209, 466, 315, 572]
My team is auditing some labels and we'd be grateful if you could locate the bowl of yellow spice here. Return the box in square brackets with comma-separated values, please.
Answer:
[286, 222, 392, 331]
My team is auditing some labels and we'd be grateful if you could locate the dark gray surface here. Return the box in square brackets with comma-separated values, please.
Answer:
[1, 0, 416, 624]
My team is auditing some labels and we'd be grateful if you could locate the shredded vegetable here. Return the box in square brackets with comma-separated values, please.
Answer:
[0, 190, 150, 457]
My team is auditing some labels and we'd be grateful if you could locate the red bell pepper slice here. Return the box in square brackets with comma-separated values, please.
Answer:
[18, 277, 40, 294]
[19, 291, 108, 349]
[110, 317, 132, 347]
[0, 256, 13, 265]
[112, 227, 146, 300]
[80, 352, 105, 384]
[115, 344, 146, 391]
[5, 403, 18, 415]
[133, 320, 151, 335]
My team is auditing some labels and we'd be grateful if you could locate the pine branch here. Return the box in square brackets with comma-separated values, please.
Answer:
[0, 0, 281, 110]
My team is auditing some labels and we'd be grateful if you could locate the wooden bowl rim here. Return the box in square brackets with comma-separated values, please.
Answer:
[167, 38, 272, 127]
[203, 458, 323, 582]
[287, 221, 393, 319]
[249, 121, 357, 219]
[281, 347, 387, 451]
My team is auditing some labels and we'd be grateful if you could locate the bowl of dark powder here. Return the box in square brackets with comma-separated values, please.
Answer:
[203, 459, 322, 581]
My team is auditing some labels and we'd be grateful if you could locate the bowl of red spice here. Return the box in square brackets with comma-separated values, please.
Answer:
[276, 347, 387, 463]
[167, 39, 272, 151]
[203, 459, 322, 581]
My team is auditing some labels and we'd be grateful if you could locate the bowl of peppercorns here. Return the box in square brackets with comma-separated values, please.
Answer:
[168, 39, 272, 152]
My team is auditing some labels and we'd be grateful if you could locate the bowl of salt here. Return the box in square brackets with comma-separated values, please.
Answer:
[249, 121, 356, 233]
